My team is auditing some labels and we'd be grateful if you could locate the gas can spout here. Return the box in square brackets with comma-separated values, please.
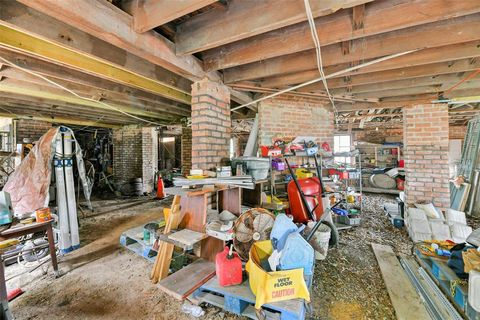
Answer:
[227, 244, 234, 259]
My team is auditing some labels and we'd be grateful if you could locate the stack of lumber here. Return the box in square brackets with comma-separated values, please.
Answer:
[173, 175, 254, 189]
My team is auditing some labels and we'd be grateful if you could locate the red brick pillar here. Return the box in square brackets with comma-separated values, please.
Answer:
[403, 104, 450, 210]
[181, 126, 192, 174]
[191, 79, 231, 171]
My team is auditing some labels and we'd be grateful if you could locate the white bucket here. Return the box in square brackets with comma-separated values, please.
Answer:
[307, 223, 331, 260]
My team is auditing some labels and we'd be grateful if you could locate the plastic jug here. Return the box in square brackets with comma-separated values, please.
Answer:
[216, 246, 242, 286]
[270, 214, 298, 251]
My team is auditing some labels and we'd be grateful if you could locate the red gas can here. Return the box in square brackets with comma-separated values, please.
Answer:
[216, 246, 242, 286]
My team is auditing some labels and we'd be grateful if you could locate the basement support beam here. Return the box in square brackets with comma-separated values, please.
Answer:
[202, 0, 480, 71]
[0, 113, 121, 129]
[175, 0, 373, 55]
[133, 0, 218, 33]
[223, 14, 480, 83]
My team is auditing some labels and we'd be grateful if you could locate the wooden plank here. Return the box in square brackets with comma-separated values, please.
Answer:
[203, 0, 480, 71]
[0, 51, 191, 113]
[223, 14, 480, 83]
[168, 229, 208, 246]
[371, 243, 430, 320]
[0, 80, 169, 121]
[151, 197, 184, 283]
[158, 259, 215, 300]
[0, 112, 120, 129]
[301, 57, 480, 92]
[175, 0, 372, 55]
[179, 193, 208, 232]
[262, 40, 480, 88]
[16, 0, 211, 81]
[133, 0, 217, 33]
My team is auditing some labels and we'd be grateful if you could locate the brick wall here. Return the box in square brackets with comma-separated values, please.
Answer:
[181, 126, 192, 174]
[113, 125, 158, 193]
[15, 119, 52, 143]
[191, 79, 231, 170]
[351, 127, 403, 144]
[257, 96, 333, 147]
[403, 104, 450, 210]
[142, 127, 158, 193]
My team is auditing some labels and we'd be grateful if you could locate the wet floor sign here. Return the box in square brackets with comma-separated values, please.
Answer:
[246, 240, 310, 308]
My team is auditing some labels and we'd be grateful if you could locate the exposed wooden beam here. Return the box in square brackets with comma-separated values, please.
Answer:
[6, 1, 248, 106]
[0, 25, 192, 105]
[328, 73, 475, 96]
[16, 0, 210, 81]
[175, 0, 372, 55]
[0, 66, 191, 117]
[223, 14, 480, 83]
[301, 57, 480, 91]
[0, 50, 191, 113]
[0, 81, 170, 121]
[0, 2, 193, 93]
[0, 102, 137, 124]
[203, 0, 480, 71]
[133, 0, 218, 33]
[0, 111, 121, 129]
[355, 80, 480, 100]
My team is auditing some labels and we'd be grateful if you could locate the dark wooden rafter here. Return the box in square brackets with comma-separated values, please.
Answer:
[133, 0, 218, 33]
[202, 0, 480, 71]
[175, 0, 373, 55]
[223, 14, 480, 83]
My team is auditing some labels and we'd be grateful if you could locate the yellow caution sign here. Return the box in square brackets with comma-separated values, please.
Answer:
[246, 240, 310, 309]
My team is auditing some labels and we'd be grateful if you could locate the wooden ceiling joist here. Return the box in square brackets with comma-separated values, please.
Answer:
[260, 41, 480, 88]
[175, 0, 373, 55]
[0, 112, 121, 129]
[0, 67, 191, 117]
[11, 0, 252, 105]
[0, 49, 191, 111]
[300, 57, 480, 92]
[223, 14, 480, 83]
[328, 73, 480, 96]
[133, 0, 218, 33]
[15, 0, 206, 80]
[0, 24, 192, 105]
[202, 0, 480, 71]
[0, 82, 170, 121]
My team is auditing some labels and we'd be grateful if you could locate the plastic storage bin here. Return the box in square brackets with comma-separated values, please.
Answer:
[232, 157, 270, 180]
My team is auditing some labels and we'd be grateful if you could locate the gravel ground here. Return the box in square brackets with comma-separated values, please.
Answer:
[310, 194, 412, 320]
[8, 194, 479, 320]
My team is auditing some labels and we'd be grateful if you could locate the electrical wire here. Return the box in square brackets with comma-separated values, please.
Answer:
[303, 0, 337, 120]
[0, 55, 163, 127]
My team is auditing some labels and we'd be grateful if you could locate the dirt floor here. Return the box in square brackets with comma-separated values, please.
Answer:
[6, 194, 480, 319]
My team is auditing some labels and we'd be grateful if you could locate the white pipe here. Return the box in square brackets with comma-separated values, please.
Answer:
[231, 50, 418, 111]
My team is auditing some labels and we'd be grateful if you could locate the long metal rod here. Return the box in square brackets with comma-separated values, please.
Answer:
[231, 50, 418, 111]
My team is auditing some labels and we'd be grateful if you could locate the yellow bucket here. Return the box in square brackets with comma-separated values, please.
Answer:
[246, 240, 310, 309]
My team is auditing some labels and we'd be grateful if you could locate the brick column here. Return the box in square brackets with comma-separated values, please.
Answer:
[181, 126, 192, 174]
[191, 79, 231, 170]
[113, 125, 158, 193]
[403, 104, 450, 210]
[142, 127, 158, 193]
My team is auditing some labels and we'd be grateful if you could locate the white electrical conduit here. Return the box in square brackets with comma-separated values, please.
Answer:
[0, 55, 164, 126]
[231, 50, 419, 111]
[303, 0, 337, 116]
